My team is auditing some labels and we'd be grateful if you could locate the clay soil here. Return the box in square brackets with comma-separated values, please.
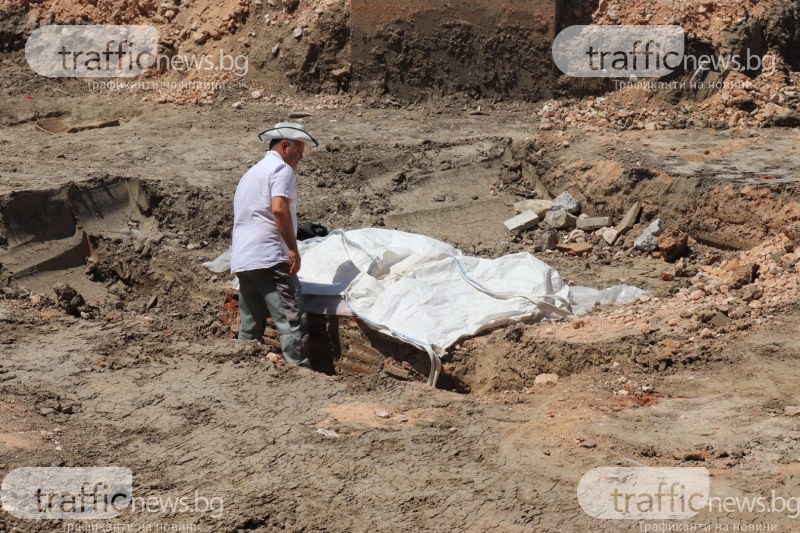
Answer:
[0, 90, 799, 532]
[1, 2, 800, 529]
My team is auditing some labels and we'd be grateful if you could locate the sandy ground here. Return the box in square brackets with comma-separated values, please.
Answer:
[2, 94, 800, 531]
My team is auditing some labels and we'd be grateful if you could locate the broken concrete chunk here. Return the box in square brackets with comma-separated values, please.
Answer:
[551, 191, 581, 215]
[513, 199, 551, 218]
[504, 211, 539, 232]
[602, 228, 619, 245]
[532, 229, 559, 252]
[543, 209, 577, 229]
[634, 218, 665, 252]
[576, 216, 611, 230]
[608, 202, 641, 245]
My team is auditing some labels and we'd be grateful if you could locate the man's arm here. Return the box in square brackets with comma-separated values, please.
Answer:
[272, 196, 300, 274]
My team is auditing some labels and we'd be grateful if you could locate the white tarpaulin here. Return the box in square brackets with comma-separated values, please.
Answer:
[204, 228, 645, 386]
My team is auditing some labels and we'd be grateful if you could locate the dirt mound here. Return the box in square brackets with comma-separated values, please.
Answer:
[352, 0, 563, 100]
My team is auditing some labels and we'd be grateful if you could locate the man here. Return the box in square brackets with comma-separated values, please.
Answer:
[231, 122, 319, 366]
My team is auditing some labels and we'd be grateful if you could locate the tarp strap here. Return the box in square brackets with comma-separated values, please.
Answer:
[449, 256, 573, 318]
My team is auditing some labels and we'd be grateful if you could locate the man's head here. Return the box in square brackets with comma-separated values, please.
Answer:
[269, 138, 305, 170]
[258, 122, 318, 170]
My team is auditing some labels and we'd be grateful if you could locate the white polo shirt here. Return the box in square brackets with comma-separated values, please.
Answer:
[231, 151, 298, 273]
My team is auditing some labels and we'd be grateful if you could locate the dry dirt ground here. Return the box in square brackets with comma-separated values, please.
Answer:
[1, 93, 800, 532]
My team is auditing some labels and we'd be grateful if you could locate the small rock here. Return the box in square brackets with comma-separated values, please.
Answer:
[53, 282, 86, 317]
[710, 312, 731, 328]
[729, 306, 749, 319]
[729, 262, 759, 289]
[602, 228, 619, 245]
[740, 285, 763, 302]
[292, 27, 304, 39]
[331, 65, 351, 79]
[699, 328, 714, 339]
[532, 229, 559, 252]
[534, 373, 559, 385]
[634, 218, 665, 252]
[567, 229, 587, 243]
[657, 227, 689, 262]
[375, 411, 391, 419]
[551, 192, 581, 215]
[785, 406, 800, 416]
[580, 441, 597, 449]
[315, 428, 338, 438]
[544, 209, 577, 229]
[231, 101, 244, 109]
[690, 290, 704, 301]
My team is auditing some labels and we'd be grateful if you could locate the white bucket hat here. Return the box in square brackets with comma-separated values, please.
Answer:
[258, 122, 319, 147]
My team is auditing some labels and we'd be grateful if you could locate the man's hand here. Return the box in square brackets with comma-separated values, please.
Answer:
[272, 195, 301, 274]
[288, 249, 301, 275]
